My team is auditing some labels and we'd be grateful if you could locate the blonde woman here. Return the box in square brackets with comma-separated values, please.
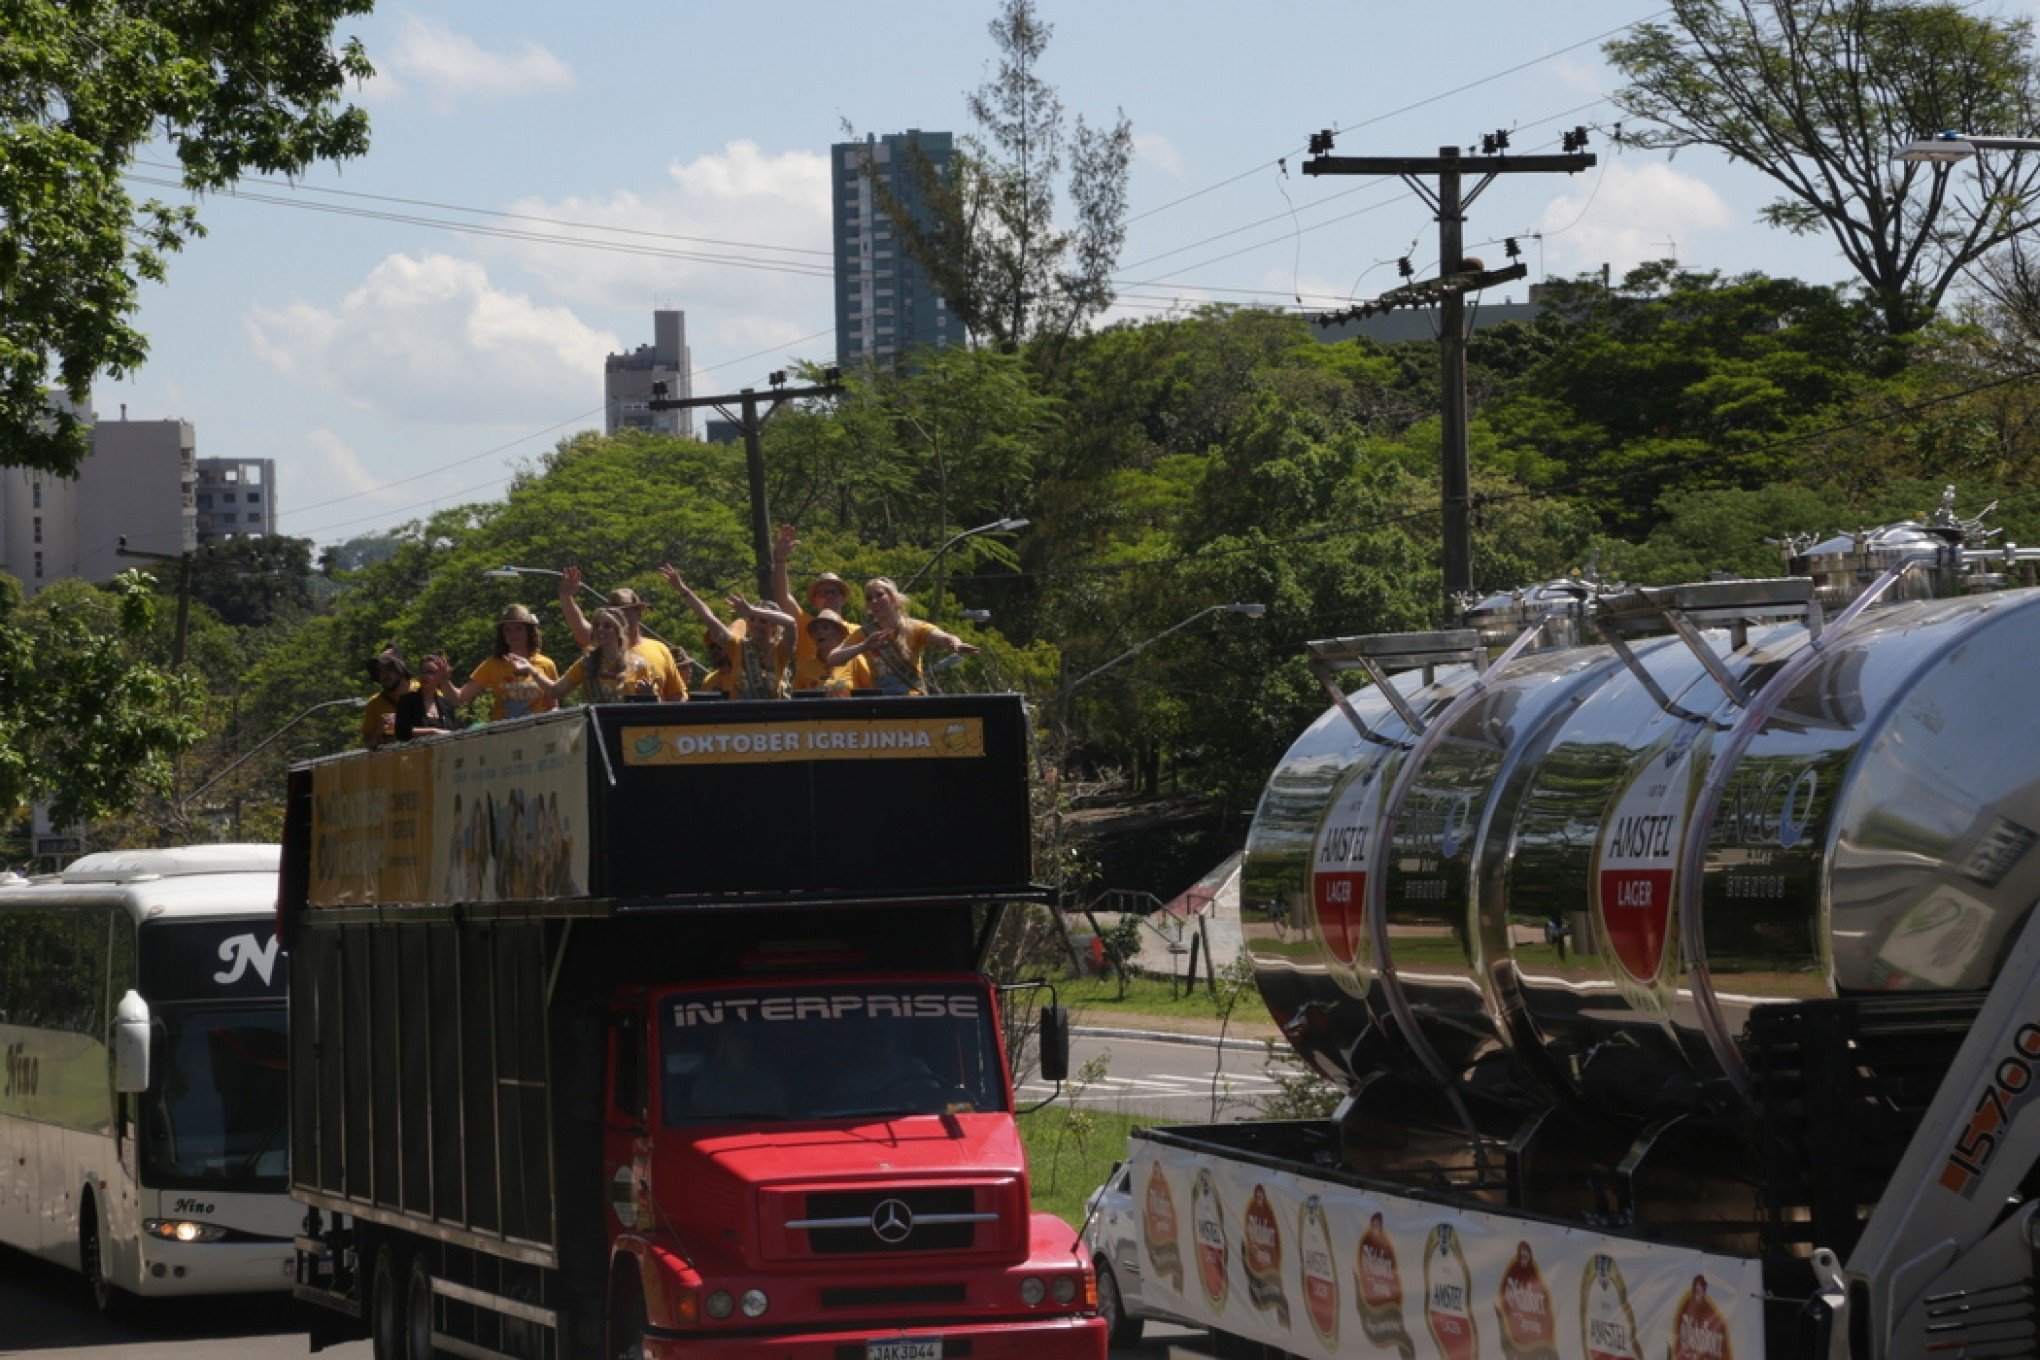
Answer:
[660, 564, 797, 700]
[519, 608, 660, 703]
[826, 578, 977, 697]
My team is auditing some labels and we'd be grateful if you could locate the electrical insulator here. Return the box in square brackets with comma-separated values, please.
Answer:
[1504, 238, 1521, 259]
[1308, 129, 1335, 156]
[1397, 257, 1413, 279]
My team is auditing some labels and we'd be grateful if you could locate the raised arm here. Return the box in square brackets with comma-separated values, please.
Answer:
[926, 625, 979, 655]
[729, 593, 797, 632]
[826, 626, 893, 667]
[770, 524, 802, 621]
[557, 565, 594, 650]
[659, 563, 734, 647]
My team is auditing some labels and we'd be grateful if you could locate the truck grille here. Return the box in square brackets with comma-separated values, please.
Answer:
[789, 1187, 991, 1255]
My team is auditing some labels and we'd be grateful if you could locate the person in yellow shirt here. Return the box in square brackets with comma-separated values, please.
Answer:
[770, 524, 864, 674]
[826, 578, 977, 696]
[520, 609, 659, 704]
[361, 648, 418, 748]
[555, 566, 688, 700]
[660, 564, 796, 700]
[449, 603, 559, 720]
[793, 610, 873, 696]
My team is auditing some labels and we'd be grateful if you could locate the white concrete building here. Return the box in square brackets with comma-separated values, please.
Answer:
[0, 402, 195, 594]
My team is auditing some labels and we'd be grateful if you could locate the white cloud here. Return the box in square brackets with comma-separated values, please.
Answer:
[483, 141, 835, 359]
[244, 252, 620, 424]
[304, 429, 381, 498]
[1539, 160, 1733, 277]
[1134, 132, 1188, 180]
[371, 16, 575, 109]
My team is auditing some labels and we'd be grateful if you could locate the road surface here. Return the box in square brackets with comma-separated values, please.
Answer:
[1021, 1031, 1279, 1123]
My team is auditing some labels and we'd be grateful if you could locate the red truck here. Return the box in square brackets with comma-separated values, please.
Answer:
[281, 694, 1105, 1359]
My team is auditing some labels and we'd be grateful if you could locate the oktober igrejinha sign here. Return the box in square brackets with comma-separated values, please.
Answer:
[623, 717, 986, 766]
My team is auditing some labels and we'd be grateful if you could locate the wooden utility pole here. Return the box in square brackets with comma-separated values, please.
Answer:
[649, 371, 843, 597]
[1306, 137, 1595, 609]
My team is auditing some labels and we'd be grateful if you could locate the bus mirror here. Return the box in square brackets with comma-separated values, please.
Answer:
[114, 990, 151, 1093]
[1038, 1004, 1071, 1083]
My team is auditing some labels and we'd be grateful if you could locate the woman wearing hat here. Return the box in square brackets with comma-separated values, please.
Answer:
[449, 603, 559, 721]
[361, 648, 418, 748]
[793, 610, 872, 696]
[826, 578, 978, 697]
[521, 607, 660, 703]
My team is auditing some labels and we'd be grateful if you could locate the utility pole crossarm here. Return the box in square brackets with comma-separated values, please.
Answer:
[1305, 152, 1596, 177]
[646, 383, 841, 412]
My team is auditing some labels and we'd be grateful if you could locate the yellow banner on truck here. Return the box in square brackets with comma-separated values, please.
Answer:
[621, 715, 986, 766]
[308, 721, 590, 908]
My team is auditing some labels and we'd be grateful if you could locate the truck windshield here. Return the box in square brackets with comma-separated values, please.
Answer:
[141, 1005, 290, 1192]
[660, 982, 1008, 1124]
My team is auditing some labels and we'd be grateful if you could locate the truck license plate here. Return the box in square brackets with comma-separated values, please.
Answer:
[866, 1341, 941, 1360]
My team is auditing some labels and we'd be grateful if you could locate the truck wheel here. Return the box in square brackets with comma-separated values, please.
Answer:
[371, 1246, 406, 1360]
[608, 1277, 647, 1360]
[79, 1194, 120, 1315]
[1095, 1258, 1143, 1346]
[405, 1253, 436, 1360]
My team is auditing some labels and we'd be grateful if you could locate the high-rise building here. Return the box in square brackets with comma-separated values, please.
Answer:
[605, 310, 692, 438]
[833, 130, 964, 369]
[194, 458, 277, 540]
[0, 401, 195, 594]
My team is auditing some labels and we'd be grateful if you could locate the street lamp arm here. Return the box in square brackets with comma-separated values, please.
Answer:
[483, 565, 605, 601]
[1064, 604, 1263, 695]
[180, 697, 369, 809]
[898, 517, 1030, 594]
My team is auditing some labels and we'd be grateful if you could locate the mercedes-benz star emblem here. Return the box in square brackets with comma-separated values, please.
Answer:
[870, 1198, 915, 1244]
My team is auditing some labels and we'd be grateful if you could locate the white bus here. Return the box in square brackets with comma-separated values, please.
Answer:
[0, 844, 295, 1307]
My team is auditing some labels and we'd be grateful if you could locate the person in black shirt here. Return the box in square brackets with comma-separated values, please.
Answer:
[395, 652, 463, 740]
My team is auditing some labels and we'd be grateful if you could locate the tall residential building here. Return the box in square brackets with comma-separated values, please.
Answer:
[605, 310, 692, 439]
[0, 402, 195, 593]
[833, 130, 964, 369]
[195, 458, 277, 540]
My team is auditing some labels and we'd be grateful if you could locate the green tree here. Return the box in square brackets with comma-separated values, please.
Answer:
[856, 0, 1132, 361]
[0, 571, 202, 825]
[1607, 0, 2040, 334]
[3, 0, 373, 471]
[188, 534, 316, 629]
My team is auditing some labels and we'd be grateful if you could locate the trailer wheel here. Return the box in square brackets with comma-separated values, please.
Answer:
[1095, 1257, 1143, 1347]
[608, 1274, 647, 1360]
[405, 1253, 436, 1360]
[370, 1246, 406, 1360]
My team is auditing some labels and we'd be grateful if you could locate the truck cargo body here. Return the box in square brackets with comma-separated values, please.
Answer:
[283, 696, 1103, 1359]
[1130, 522, 2040, 1358]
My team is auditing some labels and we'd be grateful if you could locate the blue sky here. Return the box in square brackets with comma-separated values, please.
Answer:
[96, 1, 1919, 547]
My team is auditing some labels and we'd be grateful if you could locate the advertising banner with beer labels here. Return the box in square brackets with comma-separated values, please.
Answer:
[1130, 1139, 1762, 1360]
[307, 721, 589, 908]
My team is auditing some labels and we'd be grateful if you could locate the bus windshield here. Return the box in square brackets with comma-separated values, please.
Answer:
[660, 981, 1008, 1124]
[142, 1006, 289, 1192]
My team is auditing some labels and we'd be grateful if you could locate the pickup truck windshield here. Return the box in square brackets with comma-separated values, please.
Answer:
[660, 982, 1008, 1124]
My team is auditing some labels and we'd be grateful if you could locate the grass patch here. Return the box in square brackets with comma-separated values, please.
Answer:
[1057, 972, 1241, 1023]
[1019, 1105, 1161, 1229]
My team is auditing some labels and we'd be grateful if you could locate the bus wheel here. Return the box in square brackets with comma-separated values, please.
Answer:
[371, 1246, 406, 1360]
[79, 1195, 118, 1314]
[405, 1253, 436, 1360]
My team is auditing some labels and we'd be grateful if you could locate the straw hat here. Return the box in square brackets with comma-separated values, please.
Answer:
[498, 603, 539, 628]
[807, 572, 852, 606]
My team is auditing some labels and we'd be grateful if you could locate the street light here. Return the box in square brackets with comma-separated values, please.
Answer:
[1063, 602, 1267, 697]
[899, 517, 1031, 615]
[180, 696, 369, 810]
[1896, 131, 2040, 164]
[482, 564, 604, 600]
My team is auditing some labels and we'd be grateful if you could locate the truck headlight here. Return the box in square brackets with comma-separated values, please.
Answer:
[1051, 1275, 1078, 1305]
[143, 1219, 227, 1243]
[740, 1288, 769, 1318]
[1019, 1276, 1046, 1306]
[704, 1290, 735, 1320]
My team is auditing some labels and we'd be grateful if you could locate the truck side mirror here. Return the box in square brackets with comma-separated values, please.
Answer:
[114, 990, 151, 1093]
[1038, 1004, 1070, 1083]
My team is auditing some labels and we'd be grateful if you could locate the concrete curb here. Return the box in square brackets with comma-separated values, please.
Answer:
[1071, 1024, 1274, 1056]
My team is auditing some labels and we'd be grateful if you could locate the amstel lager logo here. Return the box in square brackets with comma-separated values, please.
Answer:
[1579, 1253, 1642, 1360]
[1191, 1169, 1231, 1310]
[1590, 724, 1701, 1012]
[1298, 1196, 1339, 1347]
[1423, 1223, 1478, 1360]
[1310, 764, 1386, 997]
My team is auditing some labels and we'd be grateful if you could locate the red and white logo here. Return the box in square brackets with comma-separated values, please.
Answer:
[1312, 767, 1385, 979]
[1593, 737, 1696, 986]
